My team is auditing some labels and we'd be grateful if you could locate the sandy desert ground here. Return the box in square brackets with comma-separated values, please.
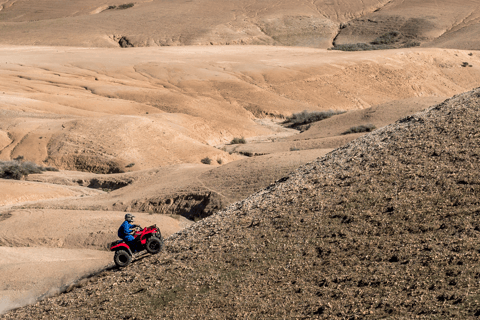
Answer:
[1, 0, 480, 317]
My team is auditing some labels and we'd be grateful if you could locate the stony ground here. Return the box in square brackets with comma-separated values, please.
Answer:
[4, 88, 480, 319]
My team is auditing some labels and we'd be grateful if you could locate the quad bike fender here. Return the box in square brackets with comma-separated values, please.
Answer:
[111, 243, 133, 256]
[138, 227, 161, 245]
[140, 234, 154, 245]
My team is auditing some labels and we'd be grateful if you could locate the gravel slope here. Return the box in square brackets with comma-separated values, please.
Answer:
[4, 88, 480, 318]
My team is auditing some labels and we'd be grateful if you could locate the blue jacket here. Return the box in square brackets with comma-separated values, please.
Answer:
[118, 220, 135, 239]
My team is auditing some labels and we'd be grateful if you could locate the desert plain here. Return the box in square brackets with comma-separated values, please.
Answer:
[1, 0, 480, 318]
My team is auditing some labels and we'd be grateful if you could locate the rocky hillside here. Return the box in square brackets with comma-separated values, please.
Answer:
[4, 88, 480, 318]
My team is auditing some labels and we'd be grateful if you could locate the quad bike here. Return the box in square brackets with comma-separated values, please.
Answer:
[109, 224, 164, 267]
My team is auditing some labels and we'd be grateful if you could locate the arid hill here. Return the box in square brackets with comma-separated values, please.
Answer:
[1, 46, 479, 172]
[0, 0, 479, 50]
[335, 0, 480, 50]
[4, 87, 480, 319]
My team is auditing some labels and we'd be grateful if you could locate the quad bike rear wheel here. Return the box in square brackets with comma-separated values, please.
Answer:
[146, 237, 163, 254]
[114, 249, 132, 267]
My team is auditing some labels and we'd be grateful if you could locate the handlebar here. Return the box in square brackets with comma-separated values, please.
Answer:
[132, 225, 142, 231]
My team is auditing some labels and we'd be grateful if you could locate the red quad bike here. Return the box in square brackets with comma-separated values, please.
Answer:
[109, 225, 164, 267]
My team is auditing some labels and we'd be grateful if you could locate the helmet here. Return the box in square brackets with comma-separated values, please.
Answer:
[125, 213, 135, 223]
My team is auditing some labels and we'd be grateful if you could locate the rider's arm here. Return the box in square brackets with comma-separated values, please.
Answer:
[121, 221, 131, 236]
[127, 222, 137, 234]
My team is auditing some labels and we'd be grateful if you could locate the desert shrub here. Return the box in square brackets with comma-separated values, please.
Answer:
[331, 43, 372, 51]
[230, 137, 246, 144]
[331, 43, 396, 51]
[402, 41, 420, 48]
[0, 160, 59, 180]
[216, 159, 223, 165]
[342, 124, 376, 135]
[461, 62, 472, 67]
[118, 3, 134, 9]
[240, 151, 254, 157]
[287, 110, 346, 126]
[126, 163, 135, 168]
[290, 147, 300, 151]
[107, 3, 134, 10]
[332, 32, 416, 51]
[371, 31, 400, 45]
[201, 157, 212, 165]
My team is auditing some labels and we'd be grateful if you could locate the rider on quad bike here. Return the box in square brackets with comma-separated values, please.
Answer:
[110, 214, 164, 267]
[118, 213, 138, 252]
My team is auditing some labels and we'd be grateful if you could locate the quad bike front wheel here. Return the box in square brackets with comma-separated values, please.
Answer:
[146, 237, 163, 254]
[114, 249, 132, 267]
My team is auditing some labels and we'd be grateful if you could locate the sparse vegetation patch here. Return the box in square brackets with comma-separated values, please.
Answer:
[332, 31, 420, 51]
[107, 3, 134, 10]
[331, 43, 384, 51]
[201, 157, 212, 165]
[0, 160, 58, 180]
[230, 137, 246, 144]
[371, 31, 400, 45]
[240, 151, 254, 157]
[286, 110, 346, 127]
[402, 41, 420, 48]
[118, 3, 134, 9]
[342, 124, 376, 135]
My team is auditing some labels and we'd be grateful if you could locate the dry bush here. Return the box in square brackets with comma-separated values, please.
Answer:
[402, 41, 420, 48]
[342, 124, 376, 135]
[371, 31, 400, 45]
[287, 110, 345, 126]
[0, 160, 58, 180]
[107, 3, 134, 10]
[230, 137, 246, 144]
[201, 157, 212, 165]
[118, 3, 134, 9]
[331, 43, 392, 51]
[332, 31, 419, 51]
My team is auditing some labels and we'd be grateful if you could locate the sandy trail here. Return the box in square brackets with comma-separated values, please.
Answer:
[0, 246, 111, 313]
[0, 180, 103, 207]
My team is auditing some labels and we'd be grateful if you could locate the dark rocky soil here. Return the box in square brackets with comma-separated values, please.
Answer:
[4, 88, 480, 319]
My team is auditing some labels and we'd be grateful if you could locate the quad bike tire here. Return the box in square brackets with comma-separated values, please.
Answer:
[114, 249, 132, 267]
[146, 237, 163, 254]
